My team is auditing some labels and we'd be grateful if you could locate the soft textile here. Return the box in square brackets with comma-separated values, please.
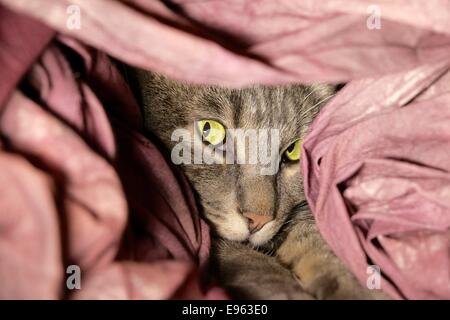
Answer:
[0, 6, 224, 299]
[1, 0, 450, 299]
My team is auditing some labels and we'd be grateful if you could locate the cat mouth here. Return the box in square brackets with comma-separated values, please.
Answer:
[247, 220, 279, 246]
[244, 201, 309, 246]
[203, 204, 285, 245]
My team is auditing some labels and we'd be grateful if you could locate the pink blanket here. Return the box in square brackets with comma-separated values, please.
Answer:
[1, 0, 449, 299]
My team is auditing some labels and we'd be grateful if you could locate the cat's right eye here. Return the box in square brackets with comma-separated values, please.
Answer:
[196, 119, 226, 146]
[284, 139, 302, 162]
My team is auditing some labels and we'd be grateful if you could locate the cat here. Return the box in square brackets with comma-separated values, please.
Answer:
[128, 69, 388, 300]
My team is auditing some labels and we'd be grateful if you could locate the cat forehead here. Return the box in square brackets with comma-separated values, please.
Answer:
[194, 85, 322, 141]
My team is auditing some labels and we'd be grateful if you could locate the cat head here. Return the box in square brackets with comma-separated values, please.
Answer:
[135, 71, 334, 247]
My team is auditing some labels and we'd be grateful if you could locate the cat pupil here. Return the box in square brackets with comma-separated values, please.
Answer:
[287, 143, 295, 153]
[203, 122, 211, 137]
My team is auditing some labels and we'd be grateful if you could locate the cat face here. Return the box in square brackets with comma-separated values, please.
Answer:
[136, 71, 334, 247]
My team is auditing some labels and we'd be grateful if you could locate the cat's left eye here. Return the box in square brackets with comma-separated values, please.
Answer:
[197, 119, 226, 146]
[284, 139, 302, 161]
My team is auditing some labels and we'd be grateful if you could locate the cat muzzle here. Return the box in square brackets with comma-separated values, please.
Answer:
[243, 212, 274, 234]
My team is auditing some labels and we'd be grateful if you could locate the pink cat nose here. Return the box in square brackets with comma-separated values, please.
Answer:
[243, 212, 273, 234]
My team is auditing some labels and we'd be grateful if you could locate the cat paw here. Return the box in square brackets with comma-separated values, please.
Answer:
[276, 222, 390, 300]
[291, 257, 388, 300]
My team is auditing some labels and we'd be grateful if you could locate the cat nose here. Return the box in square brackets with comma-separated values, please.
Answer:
[243, 212, 273, 234]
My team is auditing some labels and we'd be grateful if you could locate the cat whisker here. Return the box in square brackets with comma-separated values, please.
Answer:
[300, 87, 317, 105]
[282, 218, 295, 227]
[300, 93, 335, 118]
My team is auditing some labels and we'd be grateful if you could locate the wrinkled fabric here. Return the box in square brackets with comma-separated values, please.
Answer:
[303, 62, 450, 299]
[4, 0, 450, 86]
[1, 0, 450, 300]
[0, 6, 225, 299]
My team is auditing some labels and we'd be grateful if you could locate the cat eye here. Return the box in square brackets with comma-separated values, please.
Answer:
[197, 119, 226, 146]
[284, 139, 301, 161]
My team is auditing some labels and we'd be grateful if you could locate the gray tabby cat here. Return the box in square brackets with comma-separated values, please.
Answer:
[129, 69, 387, 300]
